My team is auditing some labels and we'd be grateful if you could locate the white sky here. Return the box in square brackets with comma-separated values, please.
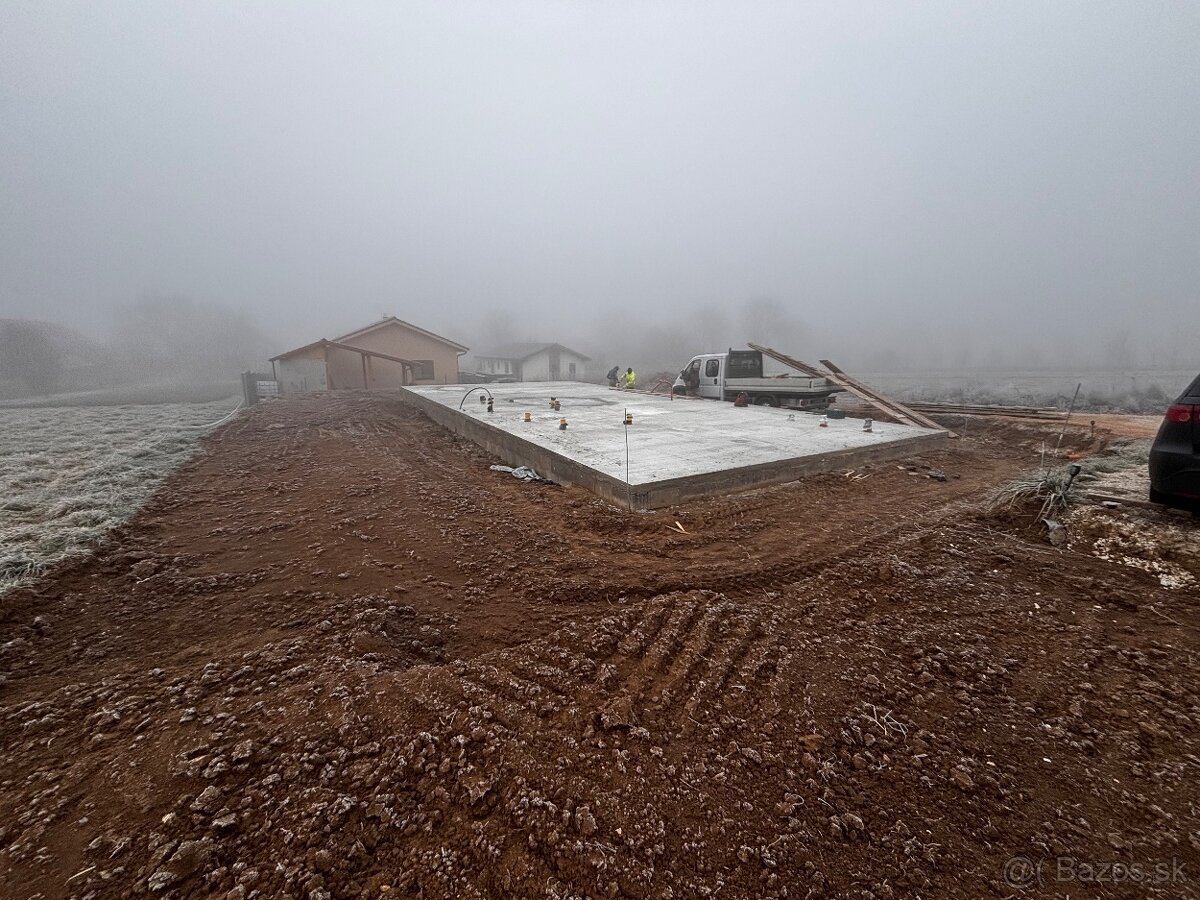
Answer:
[2, 1, 1197, 366]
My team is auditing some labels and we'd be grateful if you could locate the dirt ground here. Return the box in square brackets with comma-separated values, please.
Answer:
[1072, 414, 1163, 440]
[1, 393, 1197, 900]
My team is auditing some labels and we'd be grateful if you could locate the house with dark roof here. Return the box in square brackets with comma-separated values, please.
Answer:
[468, 342, 591, 383]
[270, 316, 468, 392]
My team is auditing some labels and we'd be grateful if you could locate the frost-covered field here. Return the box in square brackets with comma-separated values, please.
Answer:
[0, 398, 239, 592]
[855, 369, 1195, 413]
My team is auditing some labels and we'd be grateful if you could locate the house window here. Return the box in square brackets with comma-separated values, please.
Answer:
[412, 360, 435, 380]
[568, 362, 577, 378]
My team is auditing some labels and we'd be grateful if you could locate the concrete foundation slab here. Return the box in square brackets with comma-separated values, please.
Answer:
[402, 382, 947, 508]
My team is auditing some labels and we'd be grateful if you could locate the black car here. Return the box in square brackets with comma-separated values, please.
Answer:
[1149, 372, 1200, 510]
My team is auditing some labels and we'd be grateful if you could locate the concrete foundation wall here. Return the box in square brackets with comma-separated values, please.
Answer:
[399, 387, 945, 508]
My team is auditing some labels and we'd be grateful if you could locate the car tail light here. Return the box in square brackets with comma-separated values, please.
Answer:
[1165, 404, 1196, 423]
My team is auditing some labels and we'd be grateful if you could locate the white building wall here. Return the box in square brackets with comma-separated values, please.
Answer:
[565, 356, 587, 380]
[520, 349, 588, 381]
[465, 349, 588, 380]
[521, 350, 551, 381]
[467, 356, 514, 376]
[277, 357, 328, 393]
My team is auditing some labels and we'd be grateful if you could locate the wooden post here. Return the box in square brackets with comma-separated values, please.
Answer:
[241, 371, 258, 405]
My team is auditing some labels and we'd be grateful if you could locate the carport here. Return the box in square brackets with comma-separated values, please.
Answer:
[270, 339, 415, 392]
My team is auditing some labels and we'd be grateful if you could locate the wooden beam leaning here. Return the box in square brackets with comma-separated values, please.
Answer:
[747, 343, 826, 378]
[748, 343, 954, 436]
[818, 359, 953, 435]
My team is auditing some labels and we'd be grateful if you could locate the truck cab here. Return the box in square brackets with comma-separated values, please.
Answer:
[673, 349, 841, 408]
[679, 354, 726, 400]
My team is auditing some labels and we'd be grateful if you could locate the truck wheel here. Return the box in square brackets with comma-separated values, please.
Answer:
[754, 395, 778, 407]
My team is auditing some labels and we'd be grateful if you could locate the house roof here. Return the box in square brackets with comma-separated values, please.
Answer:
[473, 342, 591, 362]
[269, 338, 415, 367]
[333, 316, 468, 353]
[270, 338, 329, 361]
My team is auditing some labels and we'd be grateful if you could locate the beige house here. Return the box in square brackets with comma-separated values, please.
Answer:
[270, 317, 467, 393]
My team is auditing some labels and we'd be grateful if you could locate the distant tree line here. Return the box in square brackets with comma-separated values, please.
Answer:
[0, 297, 274, 399]
[0, 320, 65, 395]
[109, 296, 271, 382]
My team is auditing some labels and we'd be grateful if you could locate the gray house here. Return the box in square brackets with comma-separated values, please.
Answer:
[468, 343, 591, 382]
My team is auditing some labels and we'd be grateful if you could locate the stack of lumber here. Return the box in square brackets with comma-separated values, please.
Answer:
[904, 401, 1063, 421]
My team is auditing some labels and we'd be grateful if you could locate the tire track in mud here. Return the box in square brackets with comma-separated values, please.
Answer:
[385, 490, 992, 895]
[561, 489, 1003, 610]
[561, 517, 922, 606]
[397, 594, 762, 899]
[424, 592, 793, 740]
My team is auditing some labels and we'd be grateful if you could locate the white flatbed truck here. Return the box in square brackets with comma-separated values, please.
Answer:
[671, 349, 842, 408]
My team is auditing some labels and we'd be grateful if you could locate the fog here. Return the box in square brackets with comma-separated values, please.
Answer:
[2, 1, 1197, 381]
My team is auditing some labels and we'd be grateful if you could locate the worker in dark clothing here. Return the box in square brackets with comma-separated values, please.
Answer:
[606, 365, 620, 387]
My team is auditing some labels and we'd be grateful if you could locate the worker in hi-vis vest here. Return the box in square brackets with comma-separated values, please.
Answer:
[622, 367, 637, 389]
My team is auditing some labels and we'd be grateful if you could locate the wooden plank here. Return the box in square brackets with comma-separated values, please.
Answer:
[750, 343, 937, 429]
[748, 343, 826, 378]
[906, 401, 1060, 418]
[904, 401, 1060, 415]
[818, 359, 951, 433]
[911, 409, 1060, 421]
[1081, 492, 1161, 511]
[738, 343, 957, 435]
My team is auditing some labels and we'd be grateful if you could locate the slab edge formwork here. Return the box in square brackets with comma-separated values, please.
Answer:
[399, 387, 948, 509]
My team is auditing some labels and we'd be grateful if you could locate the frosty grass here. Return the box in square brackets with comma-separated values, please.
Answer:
[0, 399, 238, 592]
